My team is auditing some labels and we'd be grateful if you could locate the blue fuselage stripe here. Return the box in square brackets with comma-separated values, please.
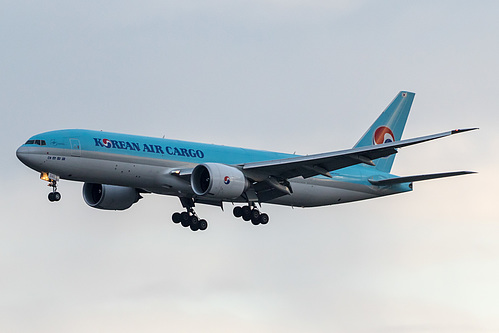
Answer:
[32, 129, 294, 166]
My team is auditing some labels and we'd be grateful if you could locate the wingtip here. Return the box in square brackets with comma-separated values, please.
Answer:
[451, 128, 479, 134]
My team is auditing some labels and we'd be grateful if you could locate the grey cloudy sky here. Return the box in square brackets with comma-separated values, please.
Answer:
[1, 1, 498, 332]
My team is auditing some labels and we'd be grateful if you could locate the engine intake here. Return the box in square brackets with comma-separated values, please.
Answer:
[83, 183, 141, 210]
[191, 163, 248, 200]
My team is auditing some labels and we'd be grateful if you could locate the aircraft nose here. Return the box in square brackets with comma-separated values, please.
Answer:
[16, 146, 34, 166]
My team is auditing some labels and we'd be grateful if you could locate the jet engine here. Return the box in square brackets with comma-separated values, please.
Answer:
[83, 183, 141, 210]
[191, 163, 249, 200]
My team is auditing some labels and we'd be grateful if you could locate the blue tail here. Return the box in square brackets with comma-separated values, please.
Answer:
[353, 91, 415, 173]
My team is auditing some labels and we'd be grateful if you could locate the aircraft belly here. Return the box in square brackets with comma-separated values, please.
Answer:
[61, 158, 157, 187]
[43, 154, 190, 193]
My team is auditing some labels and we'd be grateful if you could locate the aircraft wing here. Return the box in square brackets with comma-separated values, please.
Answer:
[240, 128, 477, 181]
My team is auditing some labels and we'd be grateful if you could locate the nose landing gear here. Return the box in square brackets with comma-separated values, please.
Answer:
[47, 178, 61, 202]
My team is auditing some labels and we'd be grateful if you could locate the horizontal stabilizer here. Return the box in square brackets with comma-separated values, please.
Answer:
[369, 171, 476, 186]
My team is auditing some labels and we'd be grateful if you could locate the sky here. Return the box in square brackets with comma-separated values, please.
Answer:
[1, 1, 498, 332]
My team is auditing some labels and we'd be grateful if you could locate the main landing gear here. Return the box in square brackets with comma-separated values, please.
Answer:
[47, 179, 61, 202]
[233, 204, 269, 225]
[172, 198, 208, 232]
[172, 209, 208, 232]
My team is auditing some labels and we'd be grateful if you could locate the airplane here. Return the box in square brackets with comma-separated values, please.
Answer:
[16, 91, 476, 231]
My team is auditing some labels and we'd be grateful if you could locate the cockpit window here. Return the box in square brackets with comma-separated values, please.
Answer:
[25, 139, 46, 146]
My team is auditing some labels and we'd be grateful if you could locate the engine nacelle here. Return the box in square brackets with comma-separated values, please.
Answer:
[83, 183, 141, 210]
[191, 163, 248, 200]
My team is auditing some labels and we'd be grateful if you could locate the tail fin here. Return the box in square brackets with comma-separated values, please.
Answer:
[354, 91, 415, 173]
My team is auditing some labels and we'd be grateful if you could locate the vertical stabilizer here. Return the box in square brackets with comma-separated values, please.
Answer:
[354, 91, 415, 173]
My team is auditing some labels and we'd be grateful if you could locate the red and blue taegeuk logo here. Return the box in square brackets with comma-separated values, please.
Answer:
[373, 126, 395, 145]
[102, 139, 112, 148]
[224, 176, 230, 185]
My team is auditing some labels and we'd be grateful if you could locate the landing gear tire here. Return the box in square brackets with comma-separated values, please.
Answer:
[241, 206, 251, 221]
[259, 213, 269, 224]
[250, 209, 261, 225]
[250, 209, 260, 221]
[48, 192, 61, 202]
[188, 215, 199, 231]
[172, 212, 181, 223]
[180, 212, 190, 227]
[241, 206, 251, 217]
[233, 206, 242, 218]
[199, 219, 208, 231]
[189, 215, 199, 225]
